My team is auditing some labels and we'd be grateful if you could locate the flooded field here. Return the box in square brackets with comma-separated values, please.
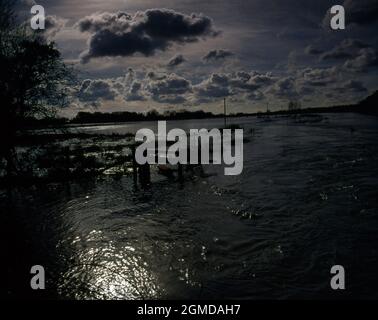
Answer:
[1, 113, 378, 299]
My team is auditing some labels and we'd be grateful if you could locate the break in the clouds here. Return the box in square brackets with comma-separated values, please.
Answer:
[76, 9, 219, 63]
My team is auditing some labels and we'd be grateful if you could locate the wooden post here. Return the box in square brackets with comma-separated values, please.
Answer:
[131, 145, 138, 188]
[139, 163, 151, 189]
[178, 162, 183, 183]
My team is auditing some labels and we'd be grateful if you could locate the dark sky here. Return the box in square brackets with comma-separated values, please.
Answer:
[19, 0, 378, 116]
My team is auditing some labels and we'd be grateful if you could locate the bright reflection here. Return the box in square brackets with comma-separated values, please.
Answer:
[58, 230, 162, 300]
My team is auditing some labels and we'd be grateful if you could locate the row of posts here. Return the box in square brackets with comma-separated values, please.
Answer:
[131, 145, 183, 189]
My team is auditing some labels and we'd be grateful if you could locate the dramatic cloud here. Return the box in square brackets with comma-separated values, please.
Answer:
[76, 9, 219, 62]
[12, 0, 376, 114]
[167, 54, 186, 67]
[202, 49, 234, 62]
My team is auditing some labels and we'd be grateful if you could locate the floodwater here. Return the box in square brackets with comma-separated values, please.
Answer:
[1, 113, 378, 299]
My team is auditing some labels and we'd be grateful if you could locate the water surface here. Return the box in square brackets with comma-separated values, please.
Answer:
[2, 113, 378, 299]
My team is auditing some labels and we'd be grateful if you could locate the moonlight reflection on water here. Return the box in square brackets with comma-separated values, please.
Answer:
[58, 230, 161, 299]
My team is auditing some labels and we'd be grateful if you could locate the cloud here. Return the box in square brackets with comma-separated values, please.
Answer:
[167, 54, 186, 67]
[202, 49, 234, 62]
[267, 77, 298, 98]
[320, 39, 369, 60]
[44, 15, 68, 39]
[125, 81, 146, 101]
[147, 73, 192, 96]
[71, 66, 369, 111]
[299, 67, 337, 87]
[343, 48, 378, 71]
[14, 2, 67, 39]
[76, 9, 219, 62]
[146, 73, 192, 103]
[304, 45, 324, 55]
[247, 72, 276, 87]
[193, 71, 275, 101]
[77, 79, 119, 102]
[246, 90, 265, 101]
[194, 73, 231, 99]
[336, 80, 367, 93]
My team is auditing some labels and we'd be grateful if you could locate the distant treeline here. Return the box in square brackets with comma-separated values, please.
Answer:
[22, 90, 377, 127]
[22, 109, 251, 127]
[71, 109, 242, 123]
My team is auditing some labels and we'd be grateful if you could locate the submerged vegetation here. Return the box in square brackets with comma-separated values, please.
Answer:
[0, 132, 135, 185]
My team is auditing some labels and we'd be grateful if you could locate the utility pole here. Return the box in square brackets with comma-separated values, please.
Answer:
[224, 98, 227, 128]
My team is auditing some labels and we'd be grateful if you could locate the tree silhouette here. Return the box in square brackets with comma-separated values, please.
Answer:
[0, 0, 73, 177]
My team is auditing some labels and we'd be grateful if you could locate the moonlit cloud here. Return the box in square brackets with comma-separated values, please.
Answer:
[76, 9, 219, 63]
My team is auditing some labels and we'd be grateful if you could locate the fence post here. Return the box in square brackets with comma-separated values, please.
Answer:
[131, 145, 138, 188]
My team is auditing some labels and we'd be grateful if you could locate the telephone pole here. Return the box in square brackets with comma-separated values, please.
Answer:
[224, 98, 227, 128]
